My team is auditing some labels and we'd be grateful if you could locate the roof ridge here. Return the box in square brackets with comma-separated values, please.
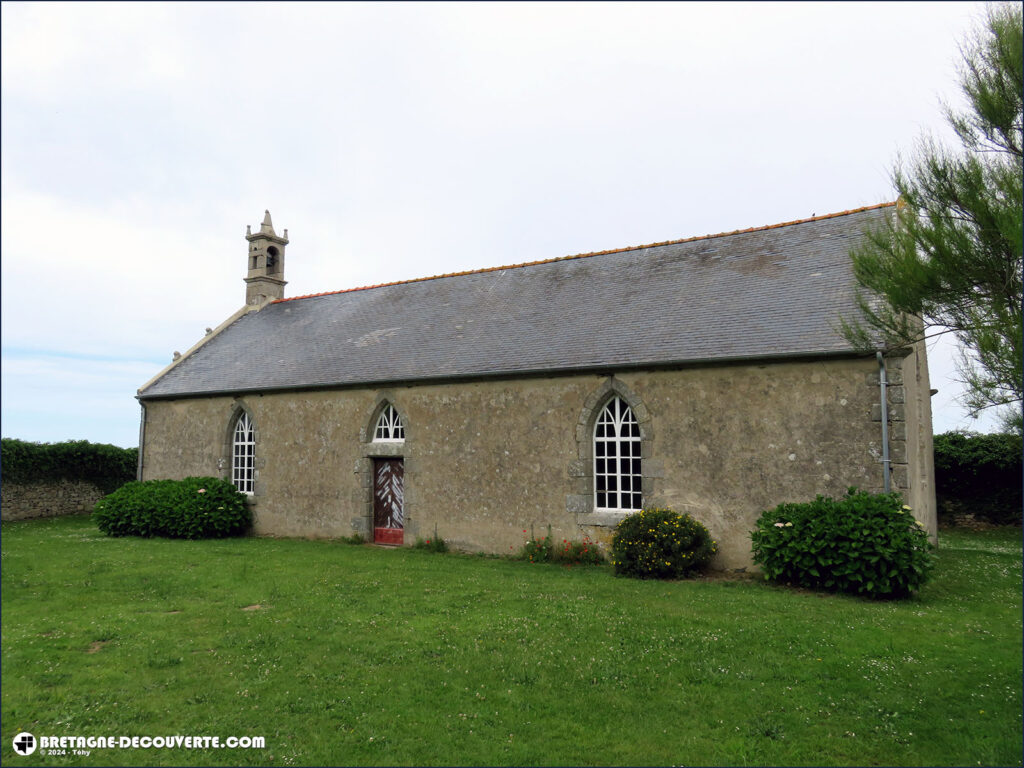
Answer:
[273, 201, 895, 304]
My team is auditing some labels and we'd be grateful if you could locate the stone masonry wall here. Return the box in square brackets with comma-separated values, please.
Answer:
[1, 480, 105, 521]
[867, 342, 936, 543]
[140, 356, 936, 570]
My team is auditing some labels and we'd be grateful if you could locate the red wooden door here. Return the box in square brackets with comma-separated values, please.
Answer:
[373, 458, 404, 545]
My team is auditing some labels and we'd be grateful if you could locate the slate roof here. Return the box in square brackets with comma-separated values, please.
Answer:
[138, 203, 893, 400]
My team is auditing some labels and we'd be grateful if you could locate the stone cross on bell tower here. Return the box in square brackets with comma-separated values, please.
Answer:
[244, 210, 289, 306]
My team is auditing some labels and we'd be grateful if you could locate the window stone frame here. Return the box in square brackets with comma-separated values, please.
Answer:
[371, 403, 406, 443]
[222, 400, 263, 504]
[567, 377, 654, 527]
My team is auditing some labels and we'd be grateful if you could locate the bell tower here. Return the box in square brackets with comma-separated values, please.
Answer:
[244, 210, 289, 306]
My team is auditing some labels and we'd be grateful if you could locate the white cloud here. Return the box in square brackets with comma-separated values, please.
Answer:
[1, 353, 154, 447]
[927, 333, 1008, 435]
[0, 0, 1005, 445]
[0, 193, 242, 359]
[1, 3, 192, 99]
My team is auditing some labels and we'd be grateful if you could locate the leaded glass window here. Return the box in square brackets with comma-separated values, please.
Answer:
[373, 404, 405, 442]
[594, 396, 642, 511]
[232, 412, 256, 494]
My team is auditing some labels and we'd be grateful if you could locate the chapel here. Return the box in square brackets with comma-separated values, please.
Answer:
[137, 205, 936, 568]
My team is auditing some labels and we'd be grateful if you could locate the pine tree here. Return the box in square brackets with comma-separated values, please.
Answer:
[843, 3, 1022, 432]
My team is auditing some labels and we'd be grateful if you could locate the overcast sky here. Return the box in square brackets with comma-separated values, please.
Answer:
[1, 1, 1005, 449]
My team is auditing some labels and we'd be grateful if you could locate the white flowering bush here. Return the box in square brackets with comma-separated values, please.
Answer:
[94, 476, 250, 539]
[750, 489, 934, 598]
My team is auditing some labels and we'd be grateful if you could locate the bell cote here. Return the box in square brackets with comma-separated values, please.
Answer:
[244, 210, 289, 306]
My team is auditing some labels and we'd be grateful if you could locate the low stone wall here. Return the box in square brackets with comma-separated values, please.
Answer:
[1, 480, 105, 521]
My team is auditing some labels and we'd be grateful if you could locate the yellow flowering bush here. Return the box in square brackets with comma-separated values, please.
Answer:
[611, 508, 717, 579]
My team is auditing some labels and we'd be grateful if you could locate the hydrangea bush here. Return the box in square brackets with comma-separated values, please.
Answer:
[611, 508, 717, 579]
[94, 476, 250, 539]
[750, 488, 934, 598]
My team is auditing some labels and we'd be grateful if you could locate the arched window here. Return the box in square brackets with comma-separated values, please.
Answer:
[232, 411, 256, 494]
[594, 396, 642, 511]
[373, 404, 405, 442]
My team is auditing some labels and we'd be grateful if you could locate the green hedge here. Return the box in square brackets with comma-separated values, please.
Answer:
[934, 432, 1022, 525]
[1, 438, 138, 495]
[94, 477, 251, 539]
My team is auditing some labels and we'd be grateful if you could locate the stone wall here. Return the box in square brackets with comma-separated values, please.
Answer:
[139, 355, 936, 570]
[1, 480, 105, 521]
[892, 340, 936, 527]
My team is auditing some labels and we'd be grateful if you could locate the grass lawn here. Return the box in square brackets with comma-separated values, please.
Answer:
[2, 516, 1021, 767]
